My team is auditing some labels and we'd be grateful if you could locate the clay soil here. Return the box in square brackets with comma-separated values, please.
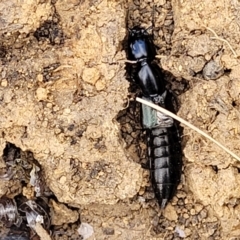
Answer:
[1, 0, 240, 239]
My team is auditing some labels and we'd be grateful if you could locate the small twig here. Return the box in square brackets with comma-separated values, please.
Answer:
[136, 97, 240, 162]
[124, 59, 138, 64]
[34, 222, 52, 240]
[155, 55, 165, 59]
[115, 59, 138, 64]
[204, 25, 238, 58]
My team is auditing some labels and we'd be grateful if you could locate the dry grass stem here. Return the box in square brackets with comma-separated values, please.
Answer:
[124, 59, 138, 64]
[136, 97, 240, 162]
[204, 26, 238, 58]
[155, 55, 165, 59]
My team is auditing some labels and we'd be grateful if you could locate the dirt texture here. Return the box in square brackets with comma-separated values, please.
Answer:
[0, 0, 143, 206]
[1, 0, 240, 239]
[0, 0, 52, 35]
[162, 0, 240, 238]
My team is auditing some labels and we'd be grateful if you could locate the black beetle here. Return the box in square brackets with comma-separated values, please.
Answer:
[126, 25, 182, 208]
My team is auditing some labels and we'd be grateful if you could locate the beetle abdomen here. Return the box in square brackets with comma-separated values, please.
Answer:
[147, 126, 182, 208]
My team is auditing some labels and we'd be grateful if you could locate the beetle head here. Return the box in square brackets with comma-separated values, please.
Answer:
[128, 26, 151, 38]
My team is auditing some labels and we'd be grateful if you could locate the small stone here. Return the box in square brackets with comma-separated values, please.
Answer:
[199, 209, 208, 220]
[36, 87, 48, 101]
[171, 196, 178, 205]
[164, 204, 178, 221]
[82, 67, 100, 85]
[42, 120, 48, 128]
[130, 203, 141, 211]
[37, 74, 44, 82]
[205, 53, 212, 61]
[190, 209, 196, 215]
[177, 191, 186, 199]
[53, 106, 60, 112]
[177, 199, 184, 206]
[198, 210, 207, 222]
[202, 60, 224, 80]
[55, 128, 62, 134]
[125, 134, 133, 144]
[85, 125, 102, 139]
[191, 216, 199, 226]
[138, 187, 145, 195]
[46, 103, 52, 108]
[175, 226, 186, 238]
[50, 199, 79, 225]
[63, 108, 71, 114]
[177, 184, 183, 190]
[95, 79, 106, 91]
[158, 0, 166, 5]
[22, 184, 35, 199]
[103, 228, 114, 235]
[1, 79, 8, 87]
[78, 223, 94, 239]
[124, 123, 133, 134]
[185, 228, 191, 237]
[195, 204, 203, 213]
[59, 176, 66, 184]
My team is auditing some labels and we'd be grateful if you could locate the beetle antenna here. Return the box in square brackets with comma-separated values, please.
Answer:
[151, 5, 155, 39]
[145, 6, 155, 38]
[126, 8, 129, 30]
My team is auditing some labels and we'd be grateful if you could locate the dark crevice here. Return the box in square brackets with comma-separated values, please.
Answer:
[224, 68, 231, 75]
[211, 165, 219, 173]
[33, 10, 65, 45]
[232, 101, 237, 107]
[0, 142, 81, 239]
[0, 45, 7, 58]
[236, 167, 240, 174]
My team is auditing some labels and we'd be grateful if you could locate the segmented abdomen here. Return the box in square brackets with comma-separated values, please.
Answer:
[147, 125, 182, 208]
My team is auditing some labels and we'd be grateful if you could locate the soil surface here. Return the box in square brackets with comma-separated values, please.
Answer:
[1, 0, 240, 239]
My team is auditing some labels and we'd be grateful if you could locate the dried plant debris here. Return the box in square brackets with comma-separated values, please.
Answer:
[42, 62, 61, 82]
[0, 197, 21, 227]
[0, 143, 81, 239]
[0, 194, 82, 239]
[19, 199, 50, 230]
[29, 165, 42, 197]
[0, 196, 51, 240]
[0, 142, 49, 198]
[1, 226, 30, 240]
[3, 143, 21, 164]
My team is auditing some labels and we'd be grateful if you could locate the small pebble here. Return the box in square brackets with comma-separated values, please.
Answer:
[1, 79, 8, 87]
[190, 209, 196, 215]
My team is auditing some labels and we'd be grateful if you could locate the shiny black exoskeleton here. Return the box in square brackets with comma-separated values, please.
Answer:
[127, 26, 182, 208]
[128, 26, 156, 61]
